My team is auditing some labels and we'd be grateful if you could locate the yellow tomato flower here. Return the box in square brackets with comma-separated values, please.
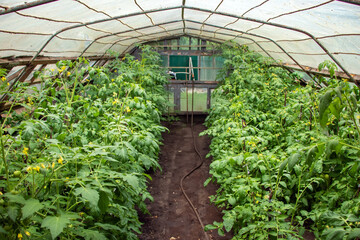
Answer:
[310, 137, 315, 140]
[125, 106, 131, 113]
[51, 162, 55, 169]
[1, 76, 6, 81]
[67, 71, 71, 76]
[0, 191, 3, 195]
[32, 166, 40, 172]
[111, 79, 115, 82]
[25, 231, 31, 236]
[7, 82, 9, 86]
[357, 115, 360, 119]
[18, 233, 23, 239]
[22, 147, 29, 156]
[41, 163, 46, 169]
[58, 156, 63, 165]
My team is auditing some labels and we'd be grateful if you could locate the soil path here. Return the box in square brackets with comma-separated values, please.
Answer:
[139, 115, 232, 240]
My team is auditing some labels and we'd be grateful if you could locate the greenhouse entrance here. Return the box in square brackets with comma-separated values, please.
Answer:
[148, 37, 224, 115]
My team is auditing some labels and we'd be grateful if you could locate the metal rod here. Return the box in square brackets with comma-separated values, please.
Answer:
[0, 0, 58, 15]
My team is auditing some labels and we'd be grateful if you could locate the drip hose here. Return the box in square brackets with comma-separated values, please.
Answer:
[179, 123, 211, 240]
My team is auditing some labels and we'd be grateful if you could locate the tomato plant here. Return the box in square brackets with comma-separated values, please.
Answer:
[0, 46, 168, 239]
[202, 44, 360, 239]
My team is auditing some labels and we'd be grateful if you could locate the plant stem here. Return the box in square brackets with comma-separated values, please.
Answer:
[291, 178, 315, 225]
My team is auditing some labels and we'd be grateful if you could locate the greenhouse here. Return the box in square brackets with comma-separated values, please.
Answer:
[0, 0, 360, 239]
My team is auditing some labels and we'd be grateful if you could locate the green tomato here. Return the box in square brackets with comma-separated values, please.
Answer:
[13, 170, 22, 178]
[0, 199, 5, 205]
[10, 190, 19, 195]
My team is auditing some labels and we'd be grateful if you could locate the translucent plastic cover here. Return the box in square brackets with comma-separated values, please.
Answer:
[0, 0, 359, 76]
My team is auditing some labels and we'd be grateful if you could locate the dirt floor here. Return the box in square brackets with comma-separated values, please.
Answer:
[138, 115, 232, 240]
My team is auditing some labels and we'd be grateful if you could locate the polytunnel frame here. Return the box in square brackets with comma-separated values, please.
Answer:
[3, 10, 310, 87]
[78, 19, 313, 86]
[1, 2, 358, 93]
[99, 28, 310, 85]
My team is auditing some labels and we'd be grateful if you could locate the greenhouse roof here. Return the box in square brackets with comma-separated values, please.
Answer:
[0, 0, 360, 81]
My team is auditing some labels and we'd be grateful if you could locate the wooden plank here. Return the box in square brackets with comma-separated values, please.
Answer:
[158, 50, 219, 56]
[174, 85, 181, 112]
[0, 55, 116, 68]
[207, 88, 211, 109]
[277, 63, 360, 82]
[169, 80, 219, 84]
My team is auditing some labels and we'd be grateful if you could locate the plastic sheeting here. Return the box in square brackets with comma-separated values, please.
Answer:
[0, 0, 359, 76]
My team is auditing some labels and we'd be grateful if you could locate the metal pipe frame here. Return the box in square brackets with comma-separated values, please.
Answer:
[3, 4, 358, 87]
[8, 6, 183, 89]
[185, 6, 355, 82]
[102, 28, 309, 85]
[183, 32, 310, 85]
[186, 20, 317, 85]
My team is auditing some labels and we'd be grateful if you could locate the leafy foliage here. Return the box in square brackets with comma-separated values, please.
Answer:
[0, 46, 168, 239]
[202, 44, 360, 239]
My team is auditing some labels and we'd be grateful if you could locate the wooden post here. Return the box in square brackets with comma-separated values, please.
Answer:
[207, 88, 211, 109]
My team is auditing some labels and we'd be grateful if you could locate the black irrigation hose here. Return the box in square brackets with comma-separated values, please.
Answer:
[179, 122, 211, 240]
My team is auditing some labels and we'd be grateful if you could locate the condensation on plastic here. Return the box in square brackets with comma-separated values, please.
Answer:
[0, 0, 359, 75]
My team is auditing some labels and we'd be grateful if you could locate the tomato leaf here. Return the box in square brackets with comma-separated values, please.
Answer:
[42, 215, 70, 239]
[75, 187, 99, 207]
[22, 198, 44, 219]
[319, 90, 333, 128]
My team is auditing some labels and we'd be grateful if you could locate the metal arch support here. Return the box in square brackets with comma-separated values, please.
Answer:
[184, 6, 355, 83]
[95, 25, 308, 85]
[8, 4, 357, 86]
[186, 20, 318, 86]
[0, 0, 58, 15]
[183, 28, 308, 85]
[9, 6, 182, 89]
[188, 28, 281, 63]
[79, 20, 183, 57]
[30, 6, 181, 65]
[79, 18, 277, 65]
